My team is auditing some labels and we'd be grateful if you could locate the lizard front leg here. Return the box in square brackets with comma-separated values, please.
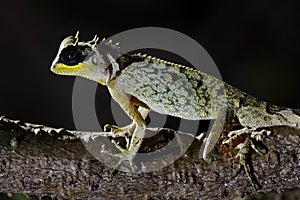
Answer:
[102, 92, 150, 173]
[104, 96, 150, 136]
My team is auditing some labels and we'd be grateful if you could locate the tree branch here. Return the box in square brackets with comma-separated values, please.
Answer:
[0, 116, 299, 199]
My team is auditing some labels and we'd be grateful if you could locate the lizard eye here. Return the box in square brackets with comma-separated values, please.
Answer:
[68, 50, 78, 60]
[59, 46, 84, 66]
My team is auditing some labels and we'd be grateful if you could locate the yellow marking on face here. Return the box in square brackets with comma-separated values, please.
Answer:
[51, 63, 92, 75]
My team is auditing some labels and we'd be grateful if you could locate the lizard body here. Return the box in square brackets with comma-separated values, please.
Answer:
[51, 32, 300, 190]
[109, 56, 300, 127]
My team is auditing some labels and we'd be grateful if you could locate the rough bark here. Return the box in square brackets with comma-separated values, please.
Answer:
[0, 116, 300, 199]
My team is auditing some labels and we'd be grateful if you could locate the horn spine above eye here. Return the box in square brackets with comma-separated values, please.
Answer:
[74, 31, 80, 46]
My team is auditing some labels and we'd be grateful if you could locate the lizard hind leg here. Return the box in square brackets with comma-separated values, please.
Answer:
[201, 108, 237, 162]
[201, 108, 265, 191]
[224, 128, 266, 191]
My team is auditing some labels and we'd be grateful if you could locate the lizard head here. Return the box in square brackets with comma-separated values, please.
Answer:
[51, 31, 120, 85]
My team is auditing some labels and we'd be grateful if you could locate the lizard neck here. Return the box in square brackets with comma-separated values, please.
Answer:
[115, 54, 145, 73]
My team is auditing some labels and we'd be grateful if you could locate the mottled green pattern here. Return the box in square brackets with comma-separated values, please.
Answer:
[113, 57, 230, 120]
[114, 55, 300, 128]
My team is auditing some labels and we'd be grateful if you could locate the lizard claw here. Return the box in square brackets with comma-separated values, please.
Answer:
[228, 136, 262, 191]
[104, 123, 136, 136]
[103, 124, 119, 132]
[101, 136, 143, 176]
[109, 148, 139, 176]
[105, 125, 145, 176]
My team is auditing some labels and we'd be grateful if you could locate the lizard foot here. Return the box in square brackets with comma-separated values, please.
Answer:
[229, 138, 261, 191]
[102, 126, 146, 176]
[104, 122, 136, 136]
[107, 137, 143, 176]
[223, 128, 264, 191]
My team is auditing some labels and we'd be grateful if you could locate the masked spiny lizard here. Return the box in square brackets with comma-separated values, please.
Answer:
[50, 32, 300, 190]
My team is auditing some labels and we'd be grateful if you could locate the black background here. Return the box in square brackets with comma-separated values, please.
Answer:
[1, 0, 300, 129]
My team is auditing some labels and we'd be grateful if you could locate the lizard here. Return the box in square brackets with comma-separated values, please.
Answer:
[50, 31, 300, 190]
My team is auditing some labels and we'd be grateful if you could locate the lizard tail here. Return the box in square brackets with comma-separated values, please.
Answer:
[286, 108, 300, 128]
[266, 104, 300, 128]
[292, 108, 300, 116]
